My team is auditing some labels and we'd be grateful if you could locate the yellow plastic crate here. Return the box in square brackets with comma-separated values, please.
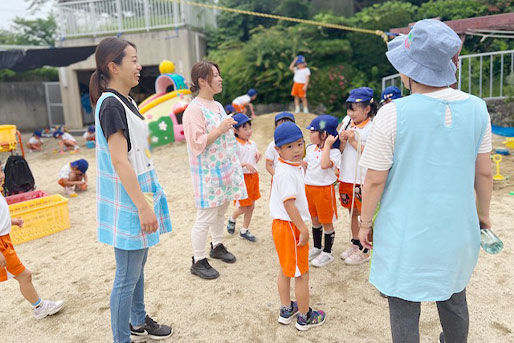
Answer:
[0, 125, 17, 152]
[8, 194, 70, 245]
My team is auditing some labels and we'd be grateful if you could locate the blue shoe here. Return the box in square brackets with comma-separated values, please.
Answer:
[295, 308, 326, 331]
[278, 301, 299, 324]
[239, 230, 257, 242]
[227, 219, 236, 234]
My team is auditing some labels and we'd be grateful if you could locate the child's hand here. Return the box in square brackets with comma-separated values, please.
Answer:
[0, 253, 6, 269]
[325, 135, 337, 147]
[297, 230, 309, 247]
[338, 131, 348, 141]
[11, 218, 23, 227]
[302, 84, 307, 92]
[346, 130, 355, 142]
[301, 161, 308, 170]
[255, 151, 262, 163]
[245, 164, 257, 173]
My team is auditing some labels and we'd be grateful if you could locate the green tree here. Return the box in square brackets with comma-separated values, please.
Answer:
[10, 15, 57, 46]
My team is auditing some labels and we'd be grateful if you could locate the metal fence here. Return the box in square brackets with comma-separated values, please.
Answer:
[382, 49, 514, 100]
[56, 0, 217, 38]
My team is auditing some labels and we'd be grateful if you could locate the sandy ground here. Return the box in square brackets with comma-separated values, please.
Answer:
[1, 113, 513, 343]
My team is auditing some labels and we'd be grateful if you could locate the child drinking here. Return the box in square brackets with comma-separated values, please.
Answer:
[265, 112, 296, 176]
[232, 89, 258, 118]
[270, 122, 326, 331]
[58, 159, 88, 196]
[0, 162, 64, 320]
[227, 113, 261, 242]
[338, 87, 376, 265]
[27, 130, 43, 152]
[289, 55, 310, 113]
[304, 115, 341, 267]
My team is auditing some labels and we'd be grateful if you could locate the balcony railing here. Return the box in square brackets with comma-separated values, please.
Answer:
[56, 0, 217, 38]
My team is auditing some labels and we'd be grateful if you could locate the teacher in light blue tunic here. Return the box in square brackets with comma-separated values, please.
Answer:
[358, 20, 493, 343]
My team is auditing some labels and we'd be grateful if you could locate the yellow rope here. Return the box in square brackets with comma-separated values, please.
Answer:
[170, 0, 389, 43]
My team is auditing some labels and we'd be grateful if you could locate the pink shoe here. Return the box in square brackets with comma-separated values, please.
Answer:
[340, 245, 359, 260]
[344, 250, 370, 265]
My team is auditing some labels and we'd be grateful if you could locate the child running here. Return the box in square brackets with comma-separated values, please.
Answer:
[58, 159, 88, 196]
[304, 115, 341, 267]
[232, 89, 258, 118]
[338, 87, 376, 265]
[227, 113, 261, 242]
[0, 162, 64, 320]
[53, 130, 80, 152]
[27, 130, 43, 152]
[270, 121, 326, 331]
[265, 112, 296, 176]
[289, 55, 310, 113]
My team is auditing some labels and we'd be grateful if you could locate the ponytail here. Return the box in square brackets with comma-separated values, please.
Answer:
[89, 70, 107, 105]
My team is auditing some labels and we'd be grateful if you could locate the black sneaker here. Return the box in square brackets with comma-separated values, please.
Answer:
[227, 219, 236, 234]
[190, 257, 219, 279]
[209, 242, 236, 263]
[130, 315, 173, 340]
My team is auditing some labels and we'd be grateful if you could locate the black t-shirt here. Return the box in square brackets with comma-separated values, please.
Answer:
[99, 88, 144, 152]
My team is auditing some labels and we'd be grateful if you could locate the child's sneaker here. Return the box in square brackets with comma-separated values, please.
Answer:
[311, 251, 334, 267]
[344, 250, 370, 265]
[295, 308, 326, 331]
[130, 315, 173, 340]
[340, 245, 359, 260]
[32, 299, 64, 320]
[278, 301, 299, 324]
[227, 219, 236, 234]
[308, 247, 322, 262]
[239, 230, 257, 242]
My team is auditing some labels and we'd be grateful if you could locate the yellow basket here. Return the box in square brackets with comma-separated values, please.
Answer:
[8, 194, 70, 245]
[0, 125, 17, 152]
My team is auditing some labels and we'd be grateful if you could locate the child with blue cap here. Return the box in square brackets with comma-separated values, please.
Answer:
[27, 130, 43, 152]
[270, 121, 326, 331]
[304, 115, 341, 267]
[380, 86, 402, 105]
[53, 130, 79, 153]
[232, 89, 258, 118]
[82, 125, 96, 142]
[227, 113, 261, 242]
[337, 87, 376, 265]
[58, 158, 89, 196]
[265, 112, 296, 176]
[289, 55, 311, 113]
[224, 104, 236, 116]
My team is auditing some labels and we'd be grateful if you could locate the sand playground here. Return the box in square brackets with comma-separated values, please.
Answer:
[1, 113, 513, 342]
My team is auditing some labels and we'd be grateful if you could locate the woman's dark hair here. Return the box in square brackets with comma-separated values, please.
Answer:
[190, 61, 221, 93]
[345, 100, 377, 118]
[89, 37, 136, 105]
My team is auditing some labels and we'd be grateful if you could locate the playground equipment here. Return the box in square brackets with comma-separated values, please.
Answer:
[139, 60, 192, 148]
[0, 125, 25, 158]
[492, 154, 505, 181]
[504, 137, 514, 149]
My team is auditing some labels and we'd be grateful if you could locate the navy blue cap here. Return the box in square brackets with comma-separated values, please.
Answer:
[347, 87, 374, 103]
[296, 55, 306, 64]
[33, 130, 42, 137]
[232, 113, 251, 129]
[274, 122, 303, 147]
[274, 112, 295, 123]
[71, 159, 88, 174]
[380, 86, 402, 103]
[53, 130, 63, 138]
[307, 114, 340, 149]
[88, 125, 95, 133]
[247, 89, 257, 97]
[224, 104, 235, 113]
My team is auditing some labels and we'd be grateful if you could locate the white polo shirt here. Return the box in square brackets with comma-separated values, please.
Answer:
[233, 94, 251, 105]
[62, 132, 77, 142]
[0, 195, 11, 236]
[270, 158, 310, 222]
[293, 67, 311, 84]
[304, 145, 340, 186]
[265, 141, 279, 169]
[338, 116, 373, 184]
[59, 163, 72, 180]
[236, 138, 259, 174]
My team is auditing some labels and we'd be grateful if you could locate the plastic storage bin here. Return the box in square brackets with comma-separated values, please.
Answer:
[5, 190, 48, 205]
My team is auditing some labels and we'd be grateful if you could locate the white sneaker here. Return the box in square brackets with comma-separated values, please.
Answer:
[340, 245, 359, 260]
[33, 299, 64, 320]
[344, 250, 370, 265]
[303, 107, 309, 113]
[308, 247, 322, 262]
[311, 251, 334, 267]
[294, 106, 300, 113]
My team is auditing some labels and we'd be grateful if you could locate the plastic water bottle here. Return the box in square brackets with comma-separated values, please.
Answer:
[480, 228, 503, 254]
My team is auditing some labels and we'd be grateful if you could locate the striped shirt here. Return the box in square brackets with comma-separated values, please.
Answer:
[360, 88, 492, 171]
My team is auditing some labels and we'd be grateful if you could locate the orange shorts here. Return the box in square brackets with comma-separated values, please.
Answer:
[235, 173, 260, 207]
[305, 184, 338, 224]
[0, 234, 25, 282]
[58, 178, 87, 191]
[338, 181, 362, 211]
[232, 103, 246, 113]
[272, 219, 309, 278]
[291, 82, 306, 98]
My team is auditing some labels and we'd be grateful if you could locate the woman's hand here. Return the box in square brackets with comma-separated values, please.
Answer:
[358, 227, 373, 250]
[138, 206, 158, 233]
[218, 117, 237, 134]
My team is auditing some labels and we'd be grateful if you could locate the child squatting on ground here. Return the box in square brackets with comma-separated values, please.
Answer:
[270, 122, 326, 331]
[265, 112, 296, 177]
[0, 163, 64, 320]
[227, 113, 261, 242]
[53, 130, 80, 153]
[232, 89, 258, 118]
[58, 159, 88, 196]
[27, 130, 44, 152]
[304, 115, 341, 268]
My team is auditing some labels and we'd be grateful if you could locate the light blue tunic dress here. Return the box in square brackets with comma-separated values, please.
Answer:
[370, 93, 489, 302]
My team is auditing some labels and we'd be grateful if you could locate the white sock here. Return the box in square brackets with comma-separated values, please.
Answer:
[240, 228, 248, 234]
[229, 216, 235, 222]
[295, 106, 300, 113]
[303, 107, 309, 113]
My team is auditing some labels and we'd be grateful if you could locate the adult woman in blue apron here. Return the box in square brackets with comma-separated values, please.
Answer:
[358, 20, 493, 342]
[90, 37, 173, 343]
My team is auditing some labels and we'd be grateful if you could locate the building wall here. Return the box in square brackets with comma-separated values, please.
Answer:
[0, 82, 49, 131]
[56, 28, 206, 129]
